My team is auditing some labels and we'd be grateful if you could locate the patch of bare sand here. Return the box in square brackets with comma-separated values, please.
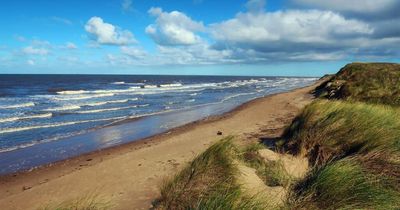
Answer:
[237, 163, 285, 207]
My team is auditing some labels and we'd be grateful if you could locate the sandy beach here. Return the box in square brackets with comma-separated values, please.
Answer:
[0, 80, 323, 210]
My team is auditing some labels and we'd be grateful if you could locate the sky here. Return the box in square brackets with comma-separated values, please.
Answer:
[0, 0, 399, 76]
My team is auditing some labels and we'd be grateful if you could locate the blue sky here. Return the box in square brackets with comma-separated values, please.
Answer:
[0, 0, 399, 76]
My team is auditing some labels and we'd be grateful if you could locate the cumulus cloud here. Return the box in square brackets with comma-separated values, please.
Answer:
[211, 10, 372, 46]
[291, 0, 400, 20]
[85, 17, 136, 45]
[22, 46, 49, 55]
[145, 7, 205, 46]
[95, 0, 400, 67]
[209, 7, 383, 62]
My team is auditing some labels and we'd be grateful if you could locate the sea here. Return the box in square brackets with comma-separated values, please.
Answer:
[0, 74, 317, 174]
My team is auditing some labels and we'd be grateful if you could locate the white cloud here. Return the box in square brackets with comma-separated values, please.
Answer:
[292, 0, 397, 14]
[85, 16, 136, 45]
[211, 10, 372, 45]
[146, 7, 205, 46]
[209, 8, 377, 61]
[22, 46, 49, 55]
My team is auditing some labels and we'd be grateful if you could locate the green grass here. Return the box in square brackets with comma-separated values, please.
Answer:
[155, 137, 237, 209]
[283, 99, 400, 165]
[287, 157, 400, 210]
[282, 99, 400, 209]
[316, 62, 400, 106]
[155, 138, 276, 210]
[157, 62, 400, 209]
[259, 160, 292, 188]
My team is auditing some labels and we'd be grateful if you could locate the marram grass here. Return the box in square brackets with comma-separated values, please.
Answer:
[155, 137, 276, 210]
[283, 99, 400, 164]
[282, 99, 400, 209]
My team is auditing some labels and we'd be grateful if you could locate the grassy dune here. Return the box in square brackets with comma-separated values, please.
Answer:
[316, 62, 400, 105]
[284, 63, 400, 209]
[283, 100, 400, 165]
[284, 100, 400, 209]
[157, 63, 400, 210]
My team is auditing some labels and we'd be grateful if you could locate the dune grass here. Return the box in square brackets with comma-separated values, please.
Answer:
[283, 99, 400, 165]
[155, 137, 237, 209]
[157, 63, 400, 209]
[287, 157, 400, 210]
[316, 62, 400, 106]
[155, 137, 276, 210]
[282, 99, 400, 209]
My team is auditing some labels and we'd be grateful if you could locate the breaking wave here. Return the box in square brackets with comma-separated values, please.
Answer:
[44, 105, 81, 112]
[0, 102, 35, 109]
[0, 116, 125, 135]
[75, 105, 142, 114]
[0, 113, 52, 123]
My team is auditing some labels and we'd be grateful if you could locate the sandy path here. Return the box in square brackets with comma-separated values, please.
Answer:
[0, 81, 321, 210]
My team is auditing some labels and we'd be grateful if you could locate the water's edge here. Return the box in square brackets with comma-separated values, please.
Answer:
[0, 81, 316, 175]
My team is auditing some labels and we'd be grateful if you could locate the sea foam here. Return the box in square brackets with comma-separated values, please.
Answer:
[0, 113, 52, 123]
[0, 102, 35, 109]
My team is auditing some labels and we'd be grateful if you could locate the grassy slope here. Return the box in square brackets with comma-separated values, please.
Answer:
[283, 100, 400, 209]
[316, 62, 400, 105]
[284, 63, 400, 209]
[157, 63, 400, 210]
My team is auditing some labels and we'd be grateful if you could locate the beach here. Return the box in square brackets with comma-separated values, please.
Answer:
[0, 79, 322, 210]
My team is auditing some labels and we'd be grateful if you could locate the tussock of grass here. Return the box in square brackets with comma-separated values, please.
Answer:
[287, 158, 400, 210]
[283, 99, 400, 165]
[260, 160, 292, 188]
[316, 62, 400, 106]
[38, 194, 111, 210]
[155, 137, 273, 210]
[156, 137, 237, 209]
[283, 98, 400, 209]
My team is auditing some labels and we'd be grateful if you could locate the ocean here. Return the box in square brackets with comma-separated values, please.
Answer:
[0, 74, 317, 174]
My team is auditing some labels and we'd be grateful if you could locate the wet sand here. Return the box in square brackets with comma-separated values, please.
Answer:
[0, 79, 323, 210]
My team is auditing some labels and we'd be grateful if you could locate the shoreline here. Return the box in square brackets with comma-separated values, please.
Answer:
[0, 81, 316, 177]
[0, 90, 283, 178]
[0, 79, 324, 210]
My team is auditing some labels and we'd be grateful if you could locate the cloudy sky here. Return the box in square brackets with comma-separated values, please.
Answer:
[0, 0, 399, 76]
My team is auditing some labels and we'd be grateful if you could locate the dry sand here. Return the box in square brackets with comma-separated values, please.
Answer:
[0, 80, 323, 210]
